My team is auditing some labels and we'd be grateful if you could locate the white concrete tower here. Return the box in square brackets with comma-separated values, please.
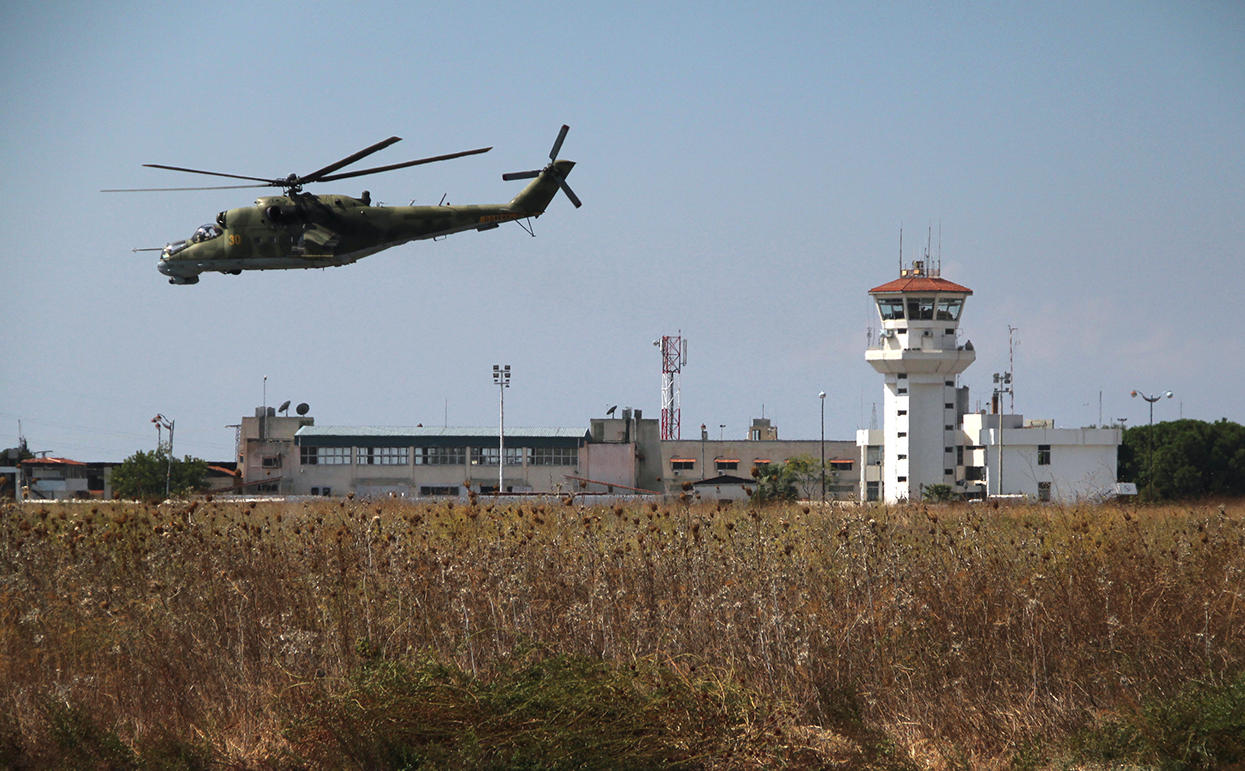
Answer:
[865, 261, 974, 502]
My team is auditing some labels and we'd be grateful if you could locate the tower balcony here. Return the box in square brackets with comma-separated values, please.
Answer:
[865, 343, 975, 375]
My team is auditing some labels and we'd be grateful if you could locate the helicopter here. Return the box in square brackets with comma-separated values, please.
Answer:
[105, 126, 580, 284]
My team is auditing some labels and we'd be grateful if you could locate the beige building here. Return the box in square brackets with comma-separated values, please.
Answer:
[237, 407, 862, 501]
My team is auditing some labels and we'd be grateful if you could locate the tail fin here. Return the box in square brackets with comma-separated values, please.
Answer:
[507, 159, 576, 215]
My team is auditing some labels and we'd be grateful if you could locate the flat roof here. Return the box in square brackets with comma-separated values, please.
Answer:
[296, 425, 589, 448]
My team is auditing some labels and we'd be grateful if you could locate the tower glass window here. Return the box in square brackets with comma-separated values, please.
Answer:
[906, 297, 936, 320]
[935, 297, 963, 320]
[877, 297, 905, 320]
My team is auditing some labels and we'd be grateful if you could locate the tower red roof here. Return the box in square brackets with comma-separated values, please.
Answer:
[868, 276, 972, 294]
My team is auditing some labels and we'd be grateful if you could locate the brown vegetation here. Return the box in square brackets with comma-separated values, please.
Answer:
[1, 497, 1242, 767]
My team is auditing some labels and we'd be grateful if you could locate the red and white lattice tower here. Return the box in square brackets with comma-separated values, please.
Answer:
[659, 332, 687, 440]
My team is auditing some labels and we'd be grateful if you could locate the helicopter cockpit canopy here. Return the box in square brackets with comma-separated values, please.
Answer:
[191, 223, 222, 243]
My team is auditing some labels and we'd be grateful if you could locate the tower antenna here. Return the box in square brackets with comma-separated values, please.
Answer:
[1007, 325, 1019, 412]
[898, 224, 903, 275]
[658, 331, 686, 440]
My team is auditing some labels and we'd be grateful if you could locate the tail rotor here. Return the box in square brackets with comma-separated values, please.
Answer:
[502, 124, 581, 208]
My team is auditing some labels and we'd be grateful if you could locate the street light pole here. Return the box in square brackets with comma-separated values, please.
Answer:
[992, 372, 1012, 499]
[493, 364, 511, 494]
[152, 414, 174, 498]
[819, 391, 826, 504]
[1131, 389, 1173, 498]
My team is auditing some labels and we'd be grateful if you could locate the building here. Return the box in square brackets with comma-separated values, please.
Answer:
[237, 406, 315, 493]
[293, 424, 589, 497]
[858, 261, 1120, 503]
[959, 413, 1120, 501]
[863, 260, 976, 501]
[18, 457, 101, 500]
[235, 405, 861, 501]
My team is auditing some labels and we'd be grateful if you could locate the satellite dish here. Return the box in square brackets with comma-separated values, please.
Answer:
[278, 400, 291, 414]
[296, 402, 310, 415]
[606, 405, 617, 416]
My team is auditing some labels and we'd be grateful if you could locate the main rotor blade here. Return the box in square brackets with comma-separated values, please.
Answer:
[315, 146, 492, 182]
[141, 164, 277, 184]
[549, 124, 569, 161]
[298, 136, 402, 185]
[102, 183, 271, 192]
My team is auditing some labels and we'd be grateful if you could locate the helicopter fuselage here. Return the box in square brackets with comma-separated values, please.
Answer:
[156, 160, 572, 284]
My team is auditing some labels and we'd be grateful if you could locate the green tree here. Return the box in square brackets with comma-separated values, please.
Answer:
[782, 454, 837, 500]
[111, 449, 207, 499]
[750, 462, 798, 504]
[1120, 418, 1245, 500]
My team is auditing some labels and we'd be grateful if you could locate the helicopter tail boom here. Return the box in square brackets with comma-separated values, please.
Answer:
[506, 159, 576, 216]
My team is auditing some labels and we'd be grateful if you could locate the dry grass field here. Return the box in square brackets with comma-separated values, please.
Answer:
[1, 496, 1242, 768]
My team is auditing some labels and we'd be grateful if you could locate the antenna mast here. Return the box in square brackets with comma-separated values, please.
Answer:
[1007, 325, 1018, 412]
[659, 331, 686, 440]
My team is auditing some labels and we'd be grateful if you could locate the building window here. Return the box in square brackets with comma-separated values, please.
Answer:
[504, 447, 528, 466]
[935, 297, 963, 320]
[906, 297, 936, 320]
[898, 431, 907, 438]
[945, 403, 954, 409]
[897, 409, 907, 416]
[877, 297, 905, 320]
[302, 446, 350, 465]
[310, 486, 332, 497]
[866, 481, 880, 501]
[1038, 445, 1051, 465]
[262, 455, 281, 469]
[897, 388, 908, 395]
[471, 446, 500, 466]
[866, 446, 882, 465]
[715, 459, 739, 472]
[1038, 481, 1052, 502]
[420, 485, 460, 497]
[965, 466, 984, 481]
[829, 460, 853, 471]
[357, 446, 409, 465]
[532, 447, 578, 466]
[945, 424, 955, 431]
[945, 468, 954, 476]
[897, 454, 907, 460]
[671, 458, 695, 471]
[897, 476, 908, 483]
[415, 446, 465, 465]
[957, 446, 964, 464]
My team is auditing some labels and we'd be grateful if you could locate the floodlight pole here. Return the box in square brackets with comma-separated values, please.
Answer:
[819, 391, 827, 504]
[991, 372, 1012, 499]
[493, 364, 511, 494]
[1131, 389, 1173, 498]
[152, 414, 174, 498]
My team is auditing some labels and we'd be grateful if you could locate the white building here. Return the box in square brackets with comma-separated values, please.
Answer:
[960, 413, 1121, 502]
[863, 261, 975, 502]
[858, 261, 1121, 503]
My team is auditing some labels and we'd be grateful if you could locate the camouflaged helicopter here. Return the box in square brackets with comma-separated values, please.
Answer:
[105, 126, 579, 284]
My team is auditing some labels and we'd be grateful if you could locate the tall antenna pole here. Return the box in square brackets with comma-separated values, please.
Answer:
[1007, 326, 1018, 412]
[658, 332, 685, 440]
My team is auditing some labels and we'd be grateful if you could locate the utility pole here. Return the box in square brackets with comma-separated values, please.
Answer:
[493, 364, 511, 494]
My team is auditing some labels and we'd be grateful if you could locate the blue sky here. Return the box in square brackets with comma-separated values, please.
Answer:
[2, 1, 1243, 461]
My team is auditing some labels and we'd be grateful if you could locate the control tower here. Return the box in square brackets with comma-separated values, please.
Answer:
[865, 261, 974, 501]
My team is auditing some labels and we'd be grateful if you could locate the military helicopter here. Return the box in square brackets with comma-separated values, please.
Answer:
[105, 126, 579, 284]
